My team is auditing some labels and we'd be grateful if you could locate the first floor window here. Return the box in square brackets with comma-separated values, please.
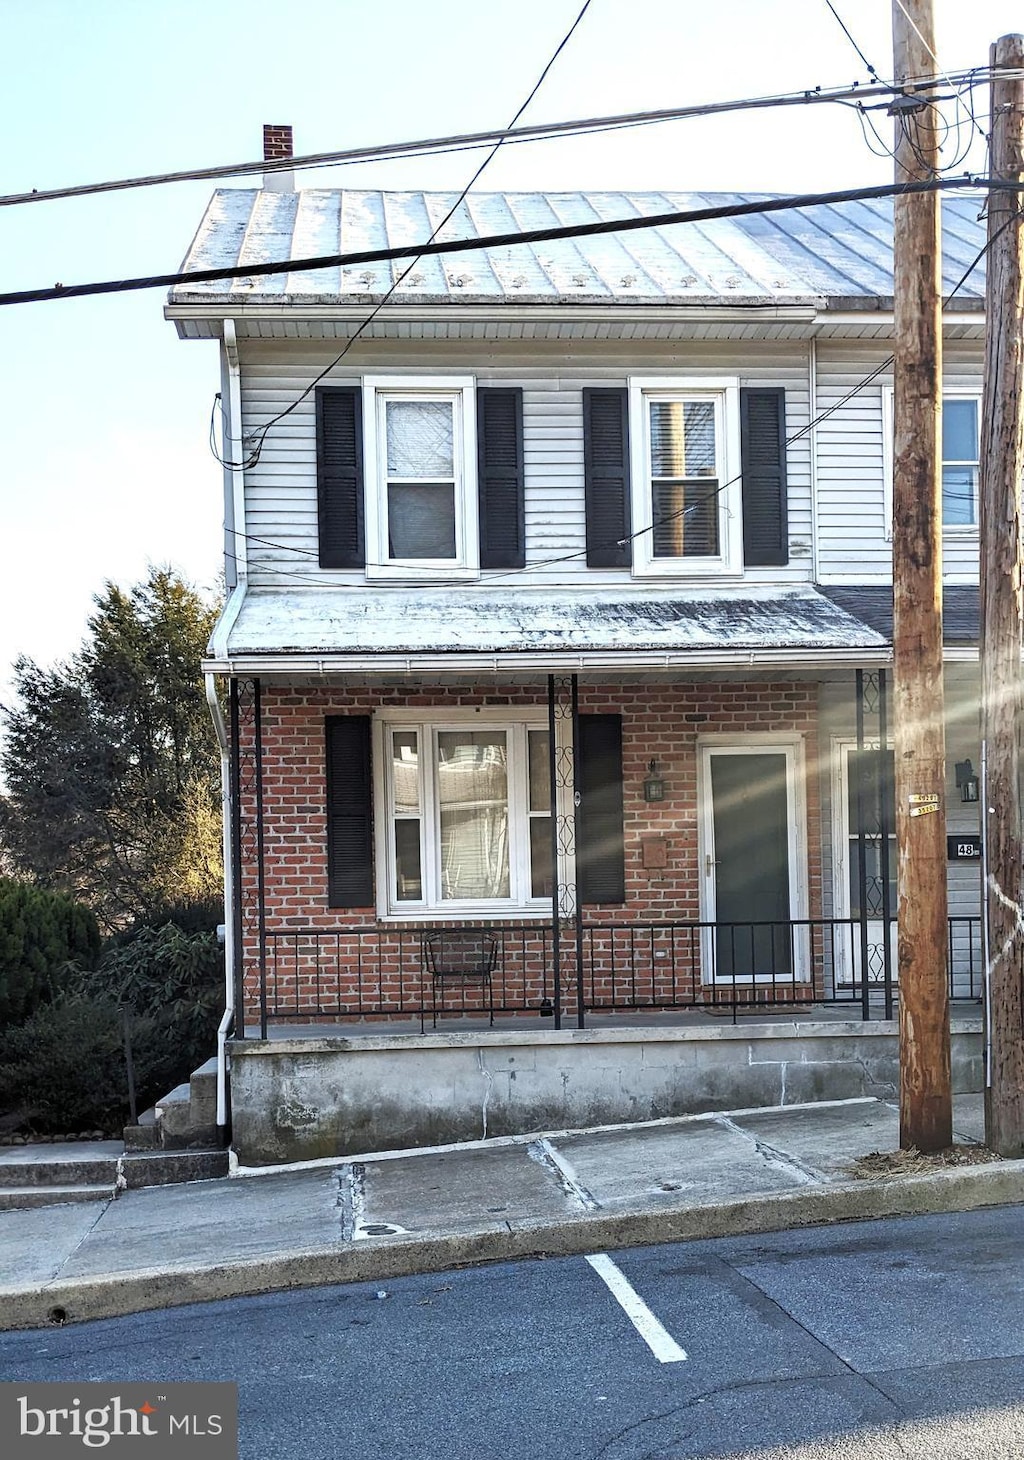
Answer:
[380, 717, 551, 913]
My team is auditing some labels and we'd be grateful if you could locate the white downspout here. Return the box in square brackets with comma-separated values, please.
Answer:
[206, 672, 234, 1135]
[223, 320, 247, 586]
[808, 336, 820, 584]
[207, 317, 247, 1138]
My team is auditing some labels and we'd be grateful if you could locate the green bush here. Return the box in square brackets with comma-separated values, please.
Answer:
[93, 922, 223, 1053]
[0, 996, 179, 1135]
[104, 897, 224, 949]
[0, 913, 224, 1135]
[0, 879, 101, 1025]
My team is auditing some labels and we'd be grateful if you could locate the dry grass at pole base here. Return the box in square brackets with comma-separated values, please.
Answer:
[845, 1145, 1002, 1180]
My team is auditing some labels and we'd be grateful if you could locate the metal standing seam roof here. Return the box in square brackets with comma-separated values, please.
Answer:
[170, 189, 988, 308]
[219, 587, 890, 659]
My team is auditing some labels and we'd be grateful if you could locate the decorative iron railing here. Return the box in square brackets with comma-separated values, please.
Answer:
[248, 915, 983, 1035]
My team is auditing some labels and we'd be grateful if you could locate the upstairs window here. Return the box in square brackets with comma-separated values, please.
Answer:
[882, 387, 981, 535]
[648, 398, 720, 558]
[384, 397, 458, 559]
[316, 382, 524, 575]
[362, 376, 479, 580]
[628, 378, 742, 576]
[942, 397, 979, 527]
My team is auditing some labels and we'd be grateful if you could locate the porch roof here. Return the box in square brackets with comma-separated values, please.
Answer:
[821, 585, 979, 646]
[210, 585, 888, 671]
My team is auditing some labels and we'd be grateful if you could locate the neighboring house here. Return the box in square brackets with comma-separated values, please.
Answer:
[170, 152, 987, 1042]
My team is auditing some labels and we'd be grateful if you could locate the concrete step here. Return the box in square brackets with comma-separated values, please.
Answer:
[187, 1058, 218, 1128]
[123, 1109, 160, 1152]
[120, 1149, 229, 1189]
[0, 1142, 122, 1188]
[0, 1183, 114, 1211]
[0, 1137, 228, 1209]
[151, 1067, 220, 1150]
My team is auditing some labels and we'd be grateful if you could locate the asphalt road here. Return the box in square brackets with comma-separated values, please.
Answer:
[3, 1205, 1024, 1458]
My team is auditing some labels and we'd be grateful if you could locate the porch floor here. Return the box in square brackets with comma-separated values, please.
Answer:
[242, 999, 983, 1040]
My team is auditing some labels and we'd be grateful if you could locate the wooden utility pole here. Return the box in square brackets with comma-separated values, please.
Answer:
[981, 34, 1024, 1158]
[890, 0, 953, 1152]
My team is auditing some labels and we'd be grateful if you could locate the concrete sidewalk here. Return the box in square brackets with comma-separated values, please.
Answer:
[1, 1094, 1021, 1332]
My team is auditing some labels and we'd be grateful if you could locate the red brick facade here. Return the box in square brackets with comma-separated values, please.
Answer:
[236, 680, 822, 1022]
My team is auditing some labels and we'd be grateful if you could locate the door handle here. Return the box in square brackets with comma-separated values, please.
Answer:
[705, 854, 720, 875]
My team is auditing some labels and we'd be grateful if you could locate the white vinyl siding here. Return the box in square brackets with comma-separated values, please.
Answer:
[815, 345, 983, 584]
[234, 339, 814, 589]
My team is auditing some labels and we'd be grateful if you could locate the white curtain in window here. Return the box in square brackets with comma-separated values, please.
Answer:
[437, 731, 510, 899]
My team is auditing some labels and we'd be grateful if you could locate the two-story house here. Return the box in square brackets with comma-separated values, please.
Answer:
[170, 166, 986, 1083]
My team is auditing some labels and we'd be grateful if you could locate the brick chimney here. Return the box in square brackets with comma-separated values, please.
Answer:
[263, 124, 294, 192]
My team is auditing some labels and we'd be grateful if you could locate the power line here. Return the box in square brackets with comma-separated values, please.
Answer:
[211, 0, 595, 473]
[2, 173, 1013, 311]
[822, 0, 884, 85]
[222, 212, 1007, 595]
[6, 71, 1001, 213]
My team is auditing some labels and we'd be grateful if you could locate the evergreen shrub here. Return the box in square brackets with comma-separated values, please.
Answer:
[0, 879, 101, 1025]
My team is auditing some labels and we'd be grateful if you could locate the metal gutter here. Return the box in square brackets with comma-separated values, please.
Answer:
[201, 645, 893, 677]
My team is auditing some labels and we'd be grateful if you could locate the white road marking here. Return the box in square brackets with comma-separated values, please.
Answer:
[584, 1253, 688, 1363]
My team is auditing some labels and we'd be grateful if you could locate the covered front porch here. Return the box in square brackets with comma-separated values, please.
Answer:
[222, 656, 983, 1041]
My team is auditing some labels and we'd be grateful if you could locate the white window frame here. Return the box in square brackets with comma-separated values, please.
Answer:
[882, 385, 981, 538]
[628, 376, 742, 578]
[373, 707, 553, 919]
[362, 374, 479, 581]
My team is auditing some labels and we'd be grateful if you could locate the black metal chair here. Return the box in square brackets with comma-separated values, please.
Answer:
[423, 930, 498, 1027]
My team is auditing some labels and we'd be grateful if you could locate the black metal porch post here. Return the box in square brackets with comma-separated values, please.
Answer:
[547, 673, 585, 1030]
[253, 678, 268, 1040]
[878, 669, 894, 1020]
[571, 674, 585, 1030]
[547, 675, 562, 1030]
[855, 670, 871, 1022]
[228, 678, 245, 1041]
[233, 678, 269, 1040]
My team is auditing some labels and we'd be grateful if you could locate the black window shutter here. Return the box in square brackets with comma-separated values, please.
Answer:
[477, 387, 525, 569]
[577, 714, 626, 905]
[740, 387, 789, 567]
[316, 387, 364, 569]
[325, 716, 373, 907]
[583, 388, 631, 568]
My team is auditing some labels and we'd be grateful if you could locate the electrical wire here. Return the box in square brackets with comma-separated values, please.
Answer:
[207, 0, 594, 472]
[822, 0, 885, 85]
[219, 211, 1010, 596]
[9, 72, 1004, 212]
[5, 174, 1016, 315]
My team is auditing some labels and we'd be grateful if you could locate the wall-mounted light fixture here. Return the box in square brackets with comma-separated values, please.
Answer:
[643, 758, 665, 802]
[955, 759, 979, 803]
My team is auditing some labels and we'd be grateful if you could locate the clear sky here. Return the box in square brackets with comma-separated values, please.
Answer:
[1, 0, 1020, 701]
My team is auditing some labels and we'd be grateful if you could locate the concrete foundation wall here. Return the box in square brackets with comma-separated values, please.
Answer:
[229, 1020, 984, 1166]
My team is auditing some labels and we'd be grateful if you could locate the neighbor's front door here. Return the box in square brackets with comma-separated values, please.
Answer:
[700, 744, 803, 981]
